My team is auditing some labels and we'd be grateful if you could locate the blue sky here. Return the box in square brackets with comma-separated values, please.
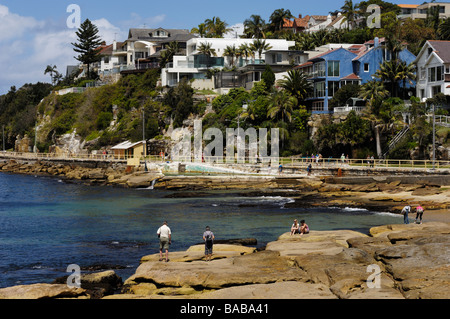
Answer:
[0, 0, 426, 95]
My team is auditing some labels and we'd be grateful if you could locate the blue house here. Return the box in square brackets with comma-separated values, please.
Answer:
[296, 38, 417, 114]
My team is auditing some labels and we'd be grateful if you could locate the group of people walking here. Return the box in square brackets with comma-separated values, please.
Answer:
[401, 204, 425, 224]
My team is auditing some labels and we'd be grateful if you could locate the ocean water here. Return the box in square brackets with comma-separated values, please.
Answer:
[0, 172, 402, 289]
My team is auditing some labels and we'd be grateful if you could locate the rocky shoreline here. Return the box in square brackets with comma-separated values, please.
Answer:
[0, 158, 449, 299]
[0, 222, 449, 299]
[1, 158, 449, 215]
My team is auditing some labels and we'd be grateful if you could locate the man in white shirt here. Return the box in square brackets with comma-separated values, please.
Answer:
[157, 221, 171, 262]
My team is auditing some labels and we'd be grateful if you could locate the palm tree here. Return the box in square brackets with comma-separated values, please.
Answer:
[243, 15, 266, 39]
[375, 60, 402, 97]
[438, 18, 450, 40]
[267, 90, 297, 123]
[197, 42, 217, 69]
[190, 23, 207, 38]
[278, 70, 313, 105]
[159, 41, 181, 68]
[204, 17, 232, 38]
[237, 43, 252, 66]
[358, 80, 390, 110]
[197, 42, 217, 57]
[223, 45, 238, 67]
[397, 61, 416, 97]
[269, 9, 294, 32]
[340, 0, 357, 30]
[250, 39, 272, 63]
[266, 90, 297, 148]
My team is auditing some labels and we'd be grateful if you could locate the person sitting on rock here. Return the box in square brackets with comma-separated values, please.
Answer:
[299, 220, 309, 236]
[290, 219, 300, 235]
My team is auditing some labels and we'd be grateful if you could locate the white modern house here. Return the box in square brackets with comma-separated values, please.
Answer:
[415, 40, 450, 102]
[161, 37, 300, 91]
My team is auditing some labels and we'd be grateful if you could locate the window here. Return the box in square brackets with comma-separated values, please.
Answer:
[437, 65, 443, 81]
[314, 81, 326, 97]
[277, 53, 283, 63]
[328, 81, 340, 97]
[428, 66, 444, 82]
[315, 61, 326, 77]
[446, 65, 450, 74]
[432, 85, 441, 96]
[420, 67, 426, 80]
[328, 61, 340, 77]
[364, 63, 370, 72]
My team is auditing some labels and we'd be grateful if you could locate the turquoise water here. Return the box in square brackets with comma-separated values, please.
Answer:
[0, 172, 402, 288]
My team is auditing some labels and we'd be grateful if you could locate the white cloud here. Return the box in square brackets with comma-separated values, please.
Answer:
[93, 18, 126, 43]
[0, 4, 44, 42]
[0, 5, 125, 94]
[224, 23, 244, 39]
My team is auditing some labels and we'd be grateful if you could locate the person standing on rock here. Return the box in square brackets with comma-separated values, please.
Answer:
[157, 221, 171, 262]
[415, 205, 424, 224]
[401, 205, 411, 224]
[203, 226, 215, 262]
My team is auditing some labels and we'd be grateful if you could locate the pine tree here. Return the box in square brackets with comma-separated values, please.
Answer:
[71, 19, 103, 79]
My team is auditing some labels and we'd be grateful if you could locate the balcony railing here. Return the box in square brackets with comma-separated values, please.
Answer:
[334, 106, 366, 113]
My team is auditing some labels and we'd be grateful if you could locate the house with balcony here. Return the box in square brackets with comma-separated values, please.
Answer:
[398, 2, 450, 20]
[160, 37, 298, 91]
[296, 38, 416, 114]
[415, 40, 450, 102]
[95, 28, 197, 78]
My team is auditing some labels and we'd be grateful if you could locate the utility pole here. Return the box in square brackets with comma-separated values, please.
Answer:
[142, 108, 148, 172]
[432, 103, 436, 170]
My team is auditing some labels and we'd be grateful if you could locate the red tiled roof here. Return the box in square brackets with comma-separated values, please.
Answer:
[294, 61, 313, 69]
[283, 18, 294, 28]
[341, 73, 361, 80]
[398, 4, 419, 8]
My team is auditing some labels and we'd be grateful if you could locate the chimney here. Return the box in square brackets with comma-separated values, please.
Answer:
[113, 40, 117, 51]
[374, 37, 379, 48]
[299, 14, 302, 18]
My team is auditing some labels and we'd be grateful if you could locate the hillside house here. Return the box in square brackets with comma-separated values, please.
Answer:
[415, 40, 450, 102]
[296, 38, 416, 114]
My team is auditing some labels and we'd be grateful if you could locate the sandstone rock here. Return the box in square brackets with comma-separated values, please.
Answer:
[140, 250, 246, 264]
[127, 250, 306, 293]
[0, 284, 87, 299]
[186, 244, 256, 255]
[375, 234, 450, 299]
[125, 172, 164, 188]
[270, 230, 368, 257]
[199, 281, 336, 299]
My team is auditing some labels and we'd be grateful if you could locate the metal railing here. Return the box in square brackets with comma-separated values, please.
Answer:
[426, 114, 450, 127]
[1, 151, 449, 170]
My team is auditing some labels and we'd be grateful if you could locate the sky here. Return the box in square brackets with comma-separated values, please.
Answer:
[0, 0, 427, 95]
